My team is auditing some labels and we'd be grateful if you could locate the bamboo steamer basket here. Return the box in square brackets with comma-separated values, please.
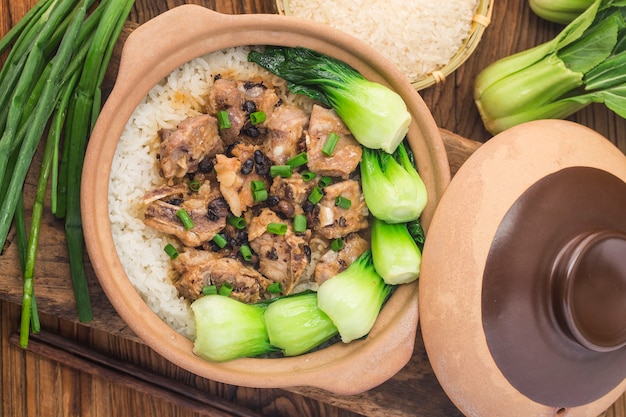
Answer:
[275, 0, 494, 90]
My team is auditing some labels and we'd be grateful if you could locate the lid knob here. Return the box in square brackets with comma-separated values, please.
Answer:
[552, 229, 626, 352]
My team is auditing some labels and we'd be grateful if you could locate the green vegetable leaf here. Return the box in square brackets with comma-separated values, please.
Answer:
[558, 11, 621, 72]
[584, 49, 626, 89]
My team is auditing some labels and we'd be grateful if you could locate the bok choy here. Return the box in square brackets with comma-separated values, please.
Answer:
[248, 46, 411, 153]
[529, 0, 594, 24]
[191, 295, 274, 362]
[474, 0, 626, 134]
[371, 217, 422, 285]
[263, 291, 338, 356]
[360, 141, 427, 224]
[317, 250, 393, 343]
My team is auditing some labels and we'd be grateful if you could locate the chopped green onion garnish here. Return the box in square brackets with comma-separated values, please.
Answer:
[250, 111, 266, 125]
[267, 282, 283, 294]
[301, 171, 316, 181]
[240, 245, 253, 262]
[202, 285, 218, 295]
[270, 165, 292, 178]
[251, 180, 266, 191]
[189, 180, 201, 192]
[331, 238, 344, 252]
[212, 233, 228, 248]
[219, 282, 233, 296]
[267, 222, 288, 235]
[308, 185, 324, 204]
[253, 189, 268, 202]
[176, 209, 195, 230]
[287, 152, 308, 168]
[322, 132, 340, 156]
[217, 110, 231, 129]
[228, 215, 247, 229]
[164, 244, 179, 260]
[293, 214, 307, 233]
[335, 195, 352, 209]
[318, 176, 332, 187]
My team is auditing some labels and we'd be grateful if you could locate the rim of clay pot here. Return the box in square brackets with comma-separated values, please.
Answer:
[82, 5, 450, 394]
[419, 119, 626, 416]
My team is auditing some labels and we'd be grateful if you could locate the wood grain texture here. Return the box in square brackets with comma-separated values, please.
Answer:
[1, 0, 625, 416]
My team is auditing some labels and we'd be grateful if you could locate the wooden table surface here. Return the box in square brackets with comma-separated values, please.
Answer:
[1, 0, 625, 416]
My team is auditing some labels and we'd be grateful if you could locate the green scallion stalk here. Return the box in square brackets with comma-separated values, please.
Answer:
[0, 0, 135, 332]
[20, 112, 59, 347]
[219, 282, 234, 297]
[176, 209, 195, 230]
[239, 245, 253, 262]
[293, 214, 307, 233]
[15, 0, 90, 346]
[318, 176, 332, 187]
[212, 233, 228, 248]
[249, 111, 266, 125]
[308, 185, 324, 204]
[322, 132, 339, 156]
[331, 238, 344, 252]
[334, 195, 351, 209]
[189, 180, 201, 192]
[286, 152, 308, 168]
[270, 164, 292, 178]
[228, 215, 247, 229]
[253, 189, 268, 202]
[202, 285, 218, 295]
[217, 110, 231, 129]
[14, 193, 40, 336]
[63, 0, 135, 324]
[250, 180, 266, 191]
[301, 171, 315, 181]
[164, 243, 179, 260]
[267, 222, 288, 235]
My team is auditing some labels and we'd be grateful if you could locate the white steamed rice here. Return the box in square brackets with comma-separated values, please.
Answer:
[286, 0, 480, 82]
[108, 46, 299, 339]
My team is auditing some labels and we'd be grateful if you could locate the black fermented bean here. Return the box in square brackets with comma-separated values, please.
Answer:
[198, 157, 214, 173]
[266, 195, 280, 207]
[302, 200, 314, 213]
[242, 100, 256, 113]
[240, 158, 254, 174]
[242, 125, 260, 138]
[254, 150, 265, 164]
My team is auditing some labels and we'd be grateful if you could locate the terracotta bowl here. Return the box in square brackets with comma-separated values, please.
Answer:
[82, 5, 450, 394]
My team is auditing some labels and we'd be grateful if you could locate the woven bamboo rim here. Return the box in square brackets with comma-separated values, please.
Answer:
[275, 0, 494, 90]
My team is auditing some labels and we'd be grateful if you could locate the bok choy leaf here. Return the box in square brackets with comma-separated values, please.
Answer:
[474, 0, 626, 134]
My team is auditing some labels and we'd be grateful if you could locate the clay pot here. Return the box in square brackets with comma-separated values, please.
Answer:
[81, 5, 450, 394]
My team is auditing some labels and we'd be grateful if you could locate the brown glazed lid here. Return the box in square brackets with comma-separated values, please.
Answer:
[419, 120, 626, 417]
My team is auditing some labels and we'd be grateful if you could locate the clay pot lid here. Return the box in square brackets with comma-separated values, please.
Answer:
[419, 119, 626, 416]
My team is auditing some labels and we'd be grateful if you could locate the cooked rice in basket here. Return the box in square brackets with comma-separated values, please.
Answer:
[284, 0, 480, 82]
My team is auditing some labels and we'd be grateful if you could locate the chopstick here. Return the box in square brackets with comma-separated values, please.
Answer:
[9, 331, 263, 417]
